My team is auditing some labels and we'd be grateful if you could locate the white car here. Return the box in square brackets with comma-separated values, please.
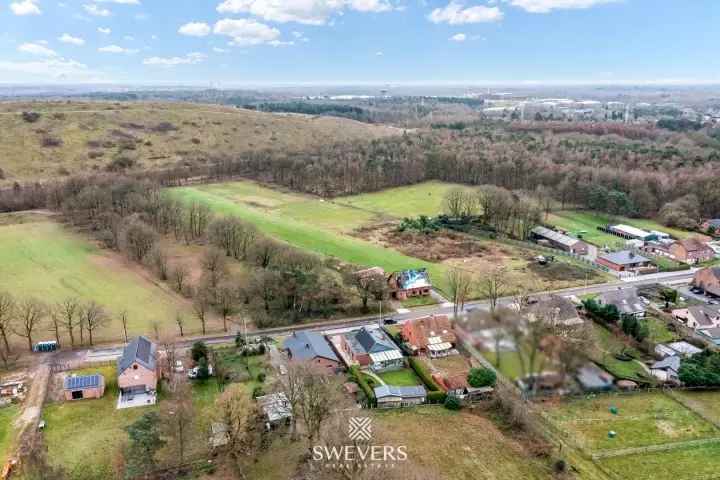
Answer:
[187, 364, 213, 379]
[174, 360, 184, 373]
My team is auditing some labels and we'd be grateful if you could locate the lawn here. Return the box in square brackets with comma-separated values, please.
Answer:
[547, 210, 691, 248]
[544, 392, 719, 452]
[43, 366, 156, 480]
[168, 182, 451, 292]
[335, 181, 473, 218]
[480, 349, 548, 381]
[589, 323, 653, 383]
[671, 390, 720, 425]
[645, 316, 679, 344]
[377, 368, 423, 387]
[0, 215, 199, 345]
[0, 404, 19, 467]
[600, 442, 720, 480]
[376, 408, 552, 479]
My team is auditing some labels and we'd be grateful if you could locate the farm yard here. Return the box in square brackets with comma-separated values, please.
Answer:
[542, 391, 720, 480]
[0, 212, 204, 346]
[169, 180, 607, 298]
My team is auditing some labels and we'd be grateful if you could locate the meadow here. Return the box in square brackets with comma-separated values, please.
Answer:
[0, 404, 19, 468]
[0, 213, 206, 345]
[547, 210, 691, 248]
[0, 101, 397, 185]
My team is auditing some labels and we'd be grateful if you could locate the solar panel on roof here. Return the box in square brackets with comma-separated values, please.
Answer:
[64, 374, 101, 390]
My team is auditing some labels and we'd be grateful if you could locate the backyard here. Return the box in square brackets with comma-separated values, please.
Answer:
[589, 323, 653, 384]
[0, 214, 201, 346]
[377, 368, 423, 387]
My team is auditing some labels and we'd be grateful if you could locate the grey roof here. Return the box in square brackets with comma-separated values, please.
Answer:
[64, 374, 102, 390]
[355, 327, 397, 353]
[575, 364, 613, 391]
[525, 295, 582, 325]
[118, 336, 157, 375]
[701, 327, 720, 340]
[531, 226, 581, 248]
[688, 305, 720, 327]
[652, 356, 681, 372]
[284, 330, 339, 363]
[374, 385, 426, 400]
[599, 250, 650, 266]
[598, 288, 646, 315]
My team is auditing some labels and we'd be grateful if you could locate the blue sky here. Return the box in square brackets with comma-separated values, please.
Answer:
[0, 0, 718, 85]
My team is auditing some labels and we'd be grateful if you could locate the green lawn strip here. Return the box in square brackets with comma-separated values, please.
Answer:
[589, 323, 651, 383]
[0, 404, 20, 467]
[377, 368, 423, 387]
[400, 296, 439, 308]
[645, 316, 679, 344]
[479, 349, 548, 381]
[335, 181, 471, 218]
[545, 392, 720, 452]
[599, 441, 720, 480]
[0, 219, 193, 343]
[168, 186, 450, 292]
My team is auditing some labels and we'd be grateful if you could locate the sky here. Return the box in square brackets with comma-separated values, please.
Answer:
[0, 0, 718, 86]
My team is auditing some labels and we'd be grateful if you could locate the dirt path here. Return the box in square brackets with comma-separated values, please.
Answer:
[9, 361, 51, 466]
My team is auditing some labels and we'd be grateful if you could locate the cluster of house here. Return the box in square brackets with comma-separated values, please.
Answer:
[282, 314, 476, 408]
[650, 341, 702, 383]
[668, 267, 720, 345]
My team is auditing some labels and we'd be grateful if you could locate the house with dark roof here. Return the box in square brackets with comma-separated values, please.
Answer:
[374, 385, 426, 408]
[523, 295, 583, 326]
[670, 238, 715, 264]
[693, 267, 720, 297]
[401, 314, 457, 357]
[387, 268, 432, 300]
[672, 305, 720, 331]
[531, 226, 589, 255]
[63, 374, 105, 401]
[650, 356, 681, 383]
[597, 287, 646, 318]
[117, 336, 159, 398]
[596, 250, 655, 273]
[338, 327, 404, 372]
[283, 330, 341, 373]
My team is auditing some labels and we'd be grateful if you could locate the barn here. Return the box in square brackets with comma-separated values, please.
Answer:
[63, 374, 105, 401]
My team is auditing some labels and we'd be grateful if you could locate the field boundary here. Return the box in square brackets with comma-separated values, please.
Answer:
[592, 436, 720, 460]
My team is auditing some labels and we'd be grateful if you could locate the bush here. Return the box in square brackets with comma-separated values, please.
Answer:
[106, 156, 136, 172]
[41, 136, 63, 148]
[444, 395, 461, 410]
[191, 341, 209, 362]
[468, 367, 497, 388]
[427, 391, 447, 403]
[349, 366, 376, 407]
[196, 357, 210, 380]
[252, 386, 265, 398]
[22, 111, 41, 123]
[408, 357, 441, 391]
[257, 372, 266, 383]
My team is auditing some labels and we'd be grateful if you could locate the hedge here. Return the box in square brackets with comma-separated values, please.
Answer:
[428, 391, 448, 403]
[408, 357, 442, 392]
[350, 365, 376, 407]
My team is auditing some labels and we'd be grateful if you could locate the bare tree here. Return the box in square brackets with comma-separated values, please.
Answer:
[446, 267, 474, 318]
[57, 297, 80, 348]
[81, 301, 108, 346]
[202, 247, 228, 290]
[120, 309, 129, 343]
[162, 380, 194, 465]
[481, 267, 506, 313]
[193, 290, 211, 335]
[175, 312, 186, 337]
[215, 383, 258, 467]
[216, 283, 237, 332]
[292, 363, 342, 444]
[15, 298, 45, 351]
[0, 292, 16, 354]
[343, 267, 387, 312]
[145, 245, 169, 281]
[170, 264, 190, 295]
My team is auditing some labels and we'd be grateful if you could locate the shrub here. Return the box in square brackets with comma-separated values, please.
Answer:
[21, 111, 40, 123]
[41, 136, 63, 148]
[468, 367, 497, 388]
[350, 366, 376, 407]
[196, 357, 210, 380]
[427, 391, 447, 403]
[106, 156, 136, 172]
[444, 395, 461, 410]
[257, 372, 266, 383]
[408, 357, 441, 391]
[191, 341, 209, 362]
[252, 386, 265, 398]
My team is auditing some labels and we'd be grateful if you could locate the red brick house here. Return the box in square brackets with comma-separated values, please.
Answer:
[693, 267, 720, 297]
[669, 238, 715, 264]
[401, 315, 456, 357]
[117, 336, 159, 396]
[596, 250, 654, 272]
[388, 269, 432, 300]
[283, 330, 341, 373]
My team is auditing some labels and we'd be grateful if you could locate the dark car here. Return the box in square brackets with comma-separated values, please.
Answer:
[383, 318, 398, 325]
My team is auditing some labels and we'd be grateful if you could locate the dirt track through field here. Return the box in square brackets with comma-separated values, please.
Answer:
[10, 363, 50, 461]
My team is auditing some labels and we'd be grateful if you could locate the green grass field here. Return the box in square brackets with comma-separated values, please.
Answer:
[599, 442, 720, 480]
[589, 323, 653, 383]
[377, 368, 423, 387]
[0, 215, 200, 345]
[545, 392, 719, 453]
[547, 210, 691, 247]
[0, 404, 19, 468]
[168, 182, 452, 292]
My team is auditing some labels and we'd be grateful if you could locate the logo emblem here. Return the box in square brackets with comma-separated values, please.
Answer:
[348, 417, 372, 441]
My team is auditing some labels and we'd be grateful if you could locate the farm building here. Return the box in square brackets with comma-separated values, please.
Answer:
[531, 226, 589, 255]
[283, 330, 341, 373]
[596, 250, 654, 273]
[669, 238, 715, 264]
[387, 268, 432, 300]
[63, 374, 105, 401]
[401, 314, 457, 357]
[693, 267, 720, 296]
[597, 287, 646, 318]
[117, 336, 159, 407]
[374, 385, 426, 408]
[338, 327, 404, 372]
[607, 224, 657, 242]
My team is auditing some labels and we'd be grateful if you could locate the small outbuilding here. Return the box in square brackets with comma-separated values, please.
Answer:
[63, 374, 105, 401]
[374, 385, 426, 408]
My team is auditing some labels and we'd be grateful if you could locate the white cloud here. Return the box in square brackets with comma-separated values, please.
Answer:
[151, 34, 158, 40]
[178, 22, 211, 37]
[376, 51, 383, 56]
[0, 58, 100, 82]
[10, 0, 42, 15]
[268, 40, 294, 46]
[143, 52, 207, 67]
[123, 35, 135, 41]
[507, 0, 619, 12]
[429, 2, 503, 24]
[216, 0, 393, 25]
[59, 33, 85, 45]
[97, 27, 112, 34]
[450, 33, 466, 42]
[84, 4, 111, 16]
[18, 42, 57, 57]
[213, 18, 281, 46]
[98, 44, 138, 54]
[212, 47, 229, 53]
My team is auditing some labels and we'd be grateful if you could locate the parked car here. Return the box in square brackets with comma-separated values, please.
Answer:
[174, 360, 184, 373]
[383, 317, 398, 325]
[187, 364, 214, 379]
[709, 300, 720, 305]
